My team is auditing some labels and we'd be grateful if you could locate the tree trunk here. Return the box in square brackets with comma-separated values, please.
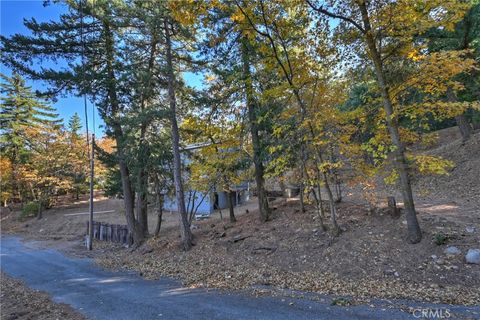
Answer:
[456, 114, 473, 141]
[309, 165, 326, 231]
[240, 35, 270, 222]
[314, 166, 326, 220]
[322, 172, 340, 236]
[227, 190, 236, 223]
[136, 34, 158, 238]
[136, 167, 149, 238]
[279, 178, 287, 198]
[334, 178, 342, 203]
[36, 198, 42, 220]
[446, 87, 472, 141]
[299, 146, 308, 212]
[164, 19, 193, 251]
[11, 147, 21, 204]
[315, 150, 340, 235]
[103, 19, 144, 245]
[311, 187, 326, 231]
[154, 192, 163, 237]
[299, 183, 305, 212]
[358, 2, 422, 244]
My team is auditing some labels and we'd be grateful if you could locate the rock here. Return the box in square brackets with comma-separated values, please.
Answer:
[384, 269, 396, 276]
[140, 245, 153, 255]
[435, 258, 445, 265]
[465, 249, 480, 264]
[444, 246, 461, 256]
[230, 234, 251, 243]
[445, 265, 459, 270]
[465, 226, 476, 233]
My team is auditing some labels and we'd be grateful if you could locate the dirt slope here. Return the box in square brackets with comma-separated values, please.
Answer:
[414, 130, 480, 211]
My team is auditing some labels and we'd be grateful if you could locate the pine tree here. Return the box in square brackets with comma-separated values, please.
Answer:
[0, 72, 60, 203]
[68, 113, 82, 140]
[197, 1, 273, 222]
[66, 113, 88, 200]
[1, 1, 195, 247]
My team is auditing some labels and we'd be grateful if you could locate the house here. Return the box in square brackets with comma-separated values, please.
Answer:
[162, 143, 250, 217]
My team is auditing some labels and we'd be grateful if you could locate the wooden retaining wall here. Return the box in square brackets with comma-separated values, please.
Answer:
[86, 221, 133, 246]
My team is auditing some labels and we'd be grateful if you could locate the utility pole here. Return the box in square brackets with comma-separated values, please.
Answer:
[87, 133, 95, 250]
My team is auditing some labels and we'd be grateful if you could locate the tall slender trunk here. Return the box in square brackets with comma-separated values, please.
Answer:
[240, 35, 270, 222]
[358, 1, 421, 243]
[308, 163, 326, 231]
[154, 188, 163, 237]
[453, 15, 474, 141]
[103, 19, 144, 245]
[164, 19, 193, 251]
[227, 190, 236, 223]
[223, 175, 236, 223]
[11, 147, 21, 204]
[136, 167, 148, 237]
[322, 172, 340, 235]
[37, 203, 42, 219]
[36, 196, 42, 220]
[316, 151, 340, 235]
[299, 146, 309, 212]
[136, 34, 159, 238]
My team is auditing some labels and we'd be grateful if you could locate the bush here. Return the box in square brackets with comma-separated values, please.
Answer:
[20, 201, 40, 219]
[331, 297, 352, 306]
[433, 233, 448, 246]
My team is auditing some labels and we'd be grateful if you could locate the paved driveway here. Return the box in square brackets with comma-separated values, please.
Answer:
[1, 236, 478, 320]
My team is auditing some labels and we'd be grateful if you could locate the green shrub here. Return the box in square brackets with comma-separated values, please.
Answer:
[20, 201, 40, 219]
[433, 233, 448, 246]
[331, 297, 352, 306]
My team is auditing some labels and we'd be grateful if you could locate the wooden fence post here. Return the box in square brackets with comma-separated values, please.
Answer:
[88, 220, 130, 245]
[387, 196, 400, 218]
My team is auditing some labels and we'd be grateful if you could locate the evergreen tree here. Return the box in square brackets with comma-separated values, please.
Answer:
[1, 1, 194, 246]
[68, 112, 82, 140]
[0, 73, 60, 203]
[66, 113, 88, 200]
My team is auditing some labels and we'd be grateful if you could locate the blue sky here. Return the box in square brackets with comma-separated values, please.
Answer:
[1, 0, 203, 135]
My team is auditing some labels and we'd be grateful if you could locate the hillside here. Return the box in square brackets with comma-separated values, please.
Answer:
[2, 127, 479, 307]
[414, 129, 480, 211]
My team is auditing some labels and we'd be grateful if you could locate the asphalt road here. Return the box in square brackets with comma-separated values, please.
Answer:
[1, 236, 478, 320]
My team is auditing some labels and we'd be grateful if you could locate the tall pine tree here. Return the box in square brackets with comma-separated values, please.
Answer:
[0, 73, 60, 203]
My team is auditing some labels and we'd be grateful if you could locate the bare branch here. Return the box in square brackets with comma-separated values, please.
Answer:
[305, 0, 365, 33]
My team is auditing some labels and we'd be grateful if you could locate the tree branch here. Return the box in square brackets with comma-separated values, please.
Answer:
[305, 0, 365, 33]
